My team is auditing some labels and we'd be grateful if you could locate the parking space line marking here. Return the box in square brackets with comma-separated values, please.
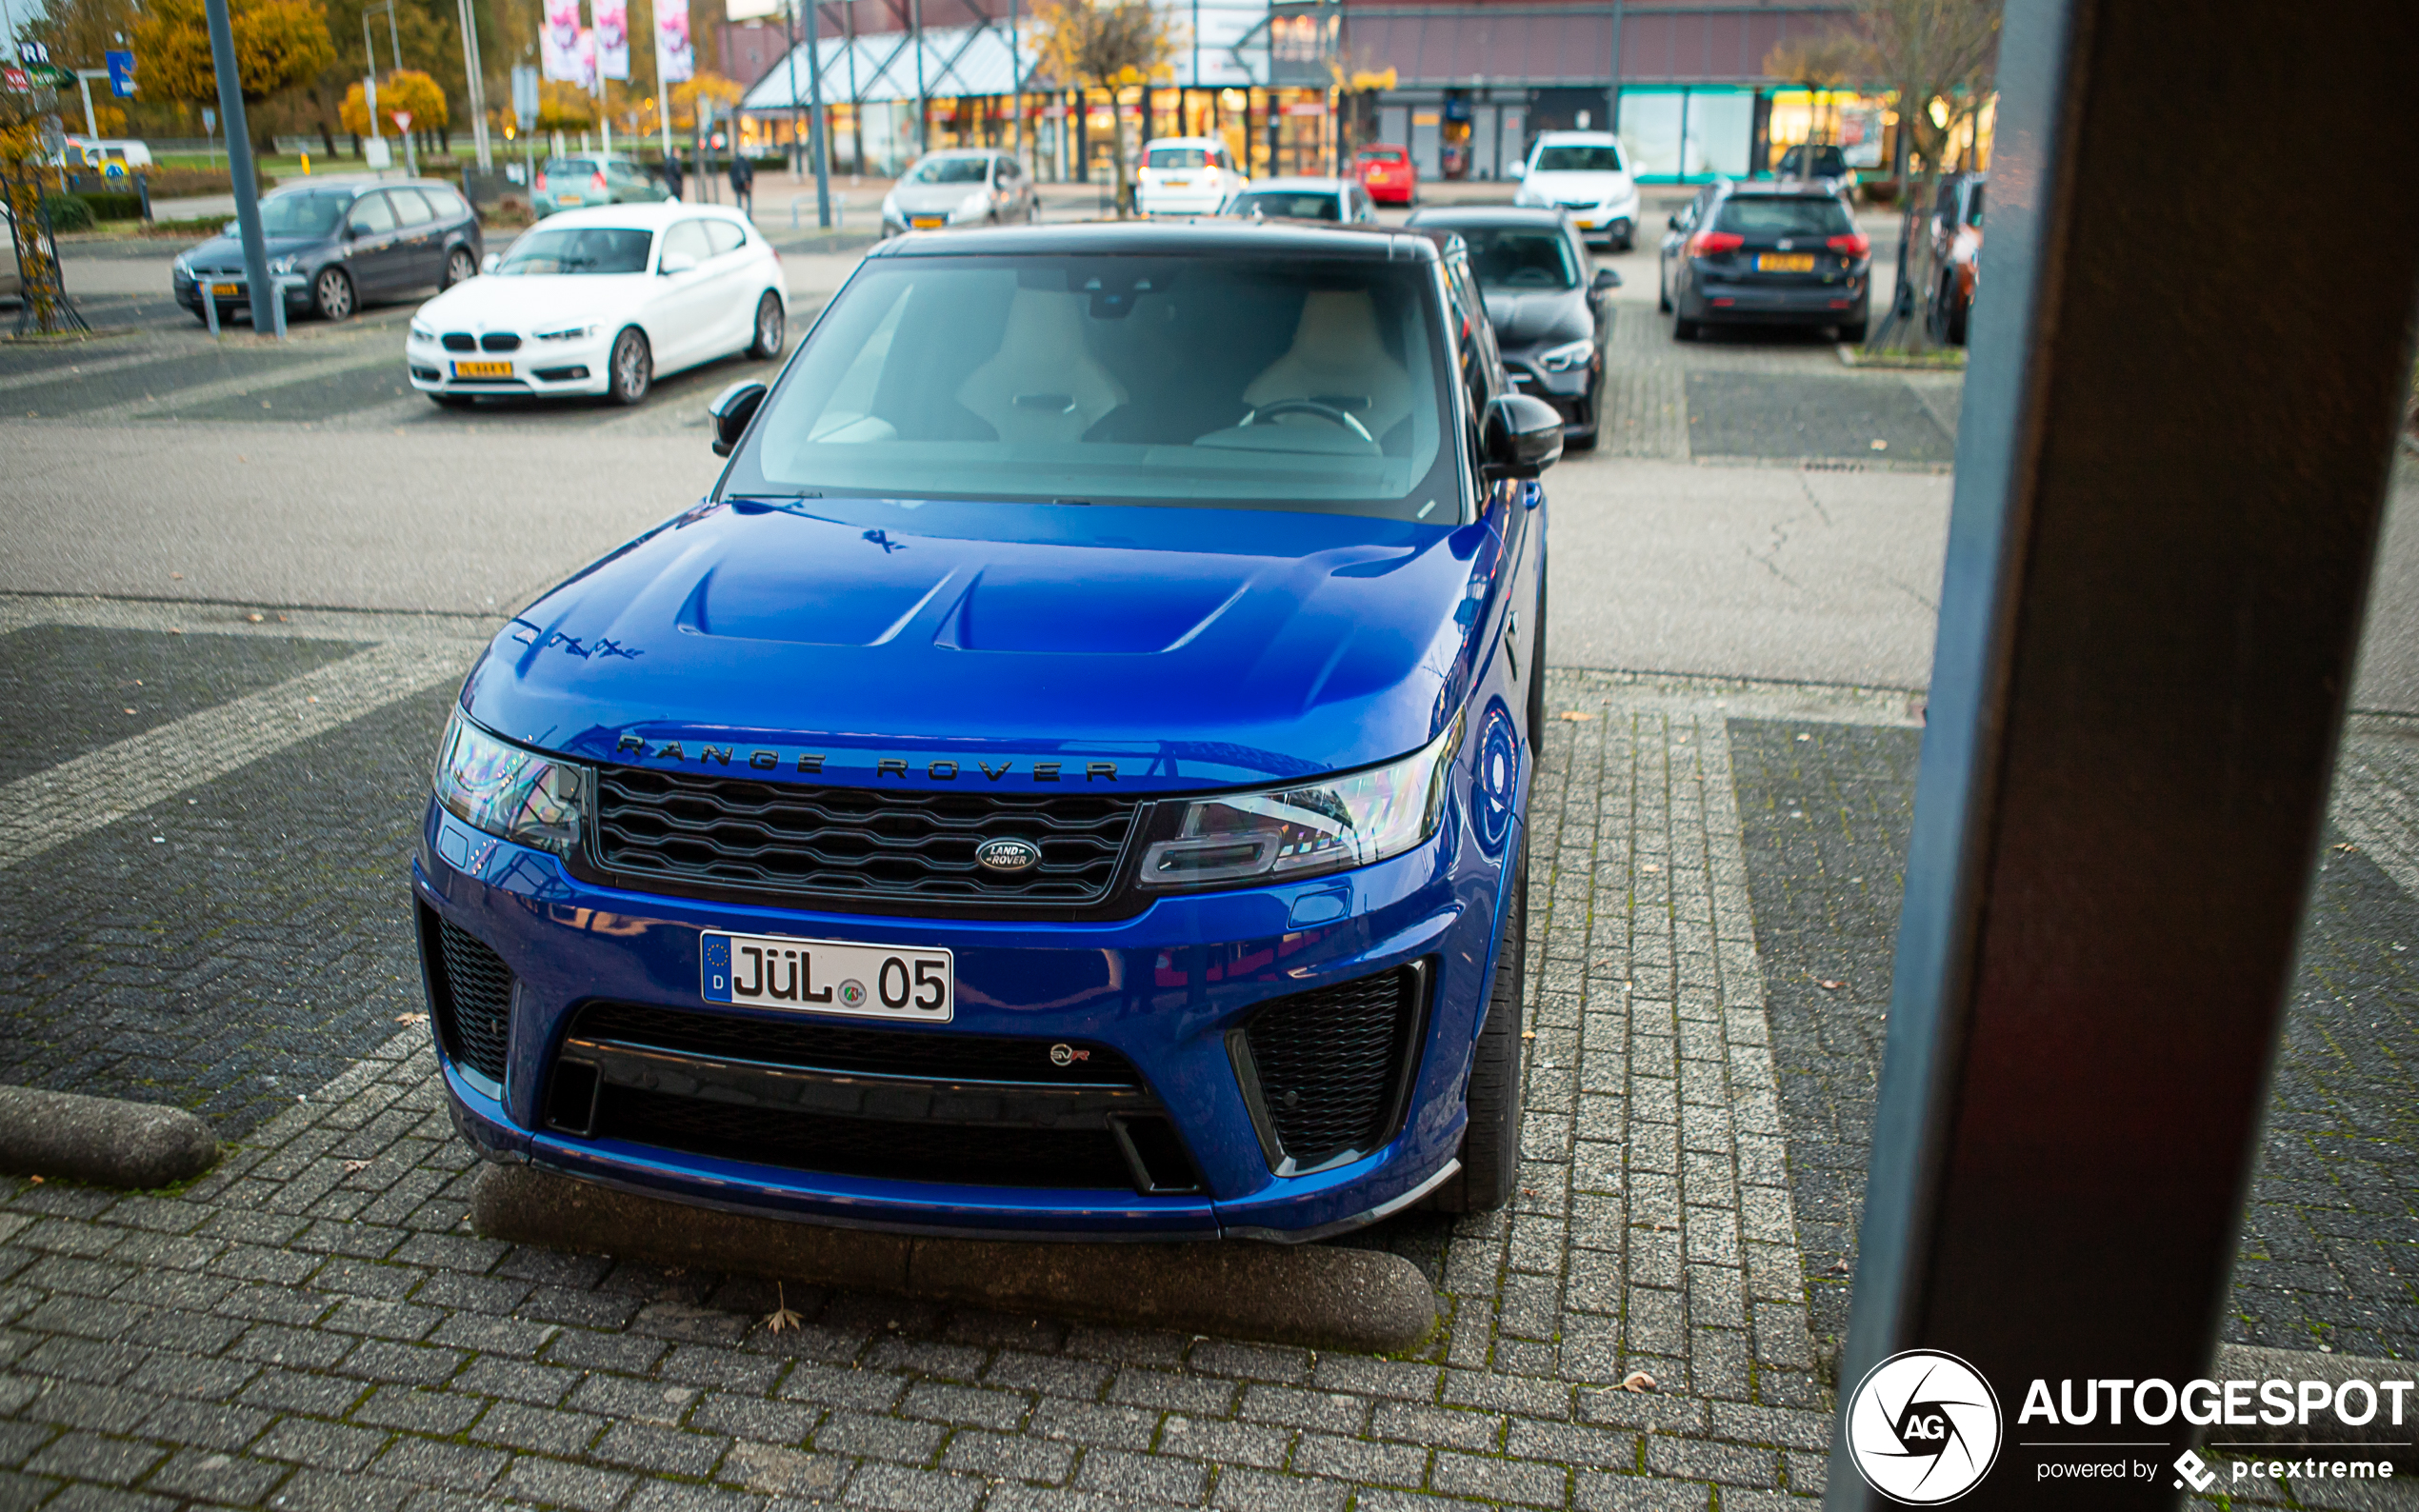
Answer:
[0, 348, 187, 395]
[2332, 735, 2419, 903]
[76, 346, 403, 423]
[0, 637, 470, 870]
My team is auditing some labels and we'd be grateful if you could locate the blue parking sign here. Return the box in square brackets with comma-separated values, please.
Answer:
[105, 50, 134, 97]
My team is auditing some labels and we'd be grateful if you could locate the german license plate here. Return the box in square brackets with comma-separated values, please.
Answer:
[910, 215, 946, 229]
[210, 282, 240, 297]
[451, 360, 511, 379]
[702, 930, 953, 1023]
[1758, 252, 1816, 272]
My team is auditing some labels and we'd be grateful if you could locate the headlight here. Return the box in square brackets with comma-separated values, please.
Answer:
[1538, 338, 1595, 372]
[432, 710, 586, 857]
[269, 255, 297, 275]
[953, 190, 991, 219]
[171, 252, 192, 275]
[882, 194, 901, 220]
[409, 321, 435, 342]
[1135, 714, 1463, 891]
[533, 323, 598, 342]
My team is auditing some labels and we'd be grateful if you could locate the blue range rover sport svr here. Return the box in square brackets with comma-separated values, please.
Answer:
[410, 220, 1565, 1241]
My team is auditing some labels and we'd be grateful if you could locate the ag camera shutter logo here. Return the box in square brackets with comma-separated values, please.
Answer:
[1847, 1350, 2004, 1503]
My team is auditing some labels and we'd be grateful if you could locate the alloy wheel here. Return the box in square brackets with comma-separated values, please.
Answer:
[314, 268, 353, 321]
[444, 248, 475, 288]
[610, 328, 651, 405]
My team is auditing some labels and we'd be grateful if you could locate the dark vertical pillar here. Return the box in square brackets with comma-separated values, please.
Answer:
[1828, 0, 2419, 1507]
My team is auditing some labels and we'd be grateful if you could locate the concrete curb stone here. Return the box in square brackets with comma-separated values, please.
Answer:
[0, 1084, 218, 1188]
[471, 1164, 1439, 1354]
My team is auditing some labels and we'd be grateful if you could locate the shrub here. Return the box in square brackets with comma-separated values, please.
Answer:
[41, 193, 96, 232]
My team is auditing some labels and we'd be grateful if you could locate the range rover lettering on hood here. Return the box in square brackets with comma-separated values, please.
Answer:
[611, 734, 1120, 783]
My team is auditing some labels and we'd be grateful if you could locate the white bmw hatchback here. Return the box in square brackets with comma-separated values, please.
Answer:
[407, 203, 788, 407]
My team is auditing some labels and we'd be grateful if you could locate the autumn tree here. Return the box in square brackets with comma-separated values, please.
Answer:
[535, 79, 593, 130]
[1854, 0, 2000, 352]
[670, 72, 744, 131]
[340, 67, 448, 140]
[1030, 0, 1177, 217]
[133, 0, 336, 156]
[0, 90, 85, 335]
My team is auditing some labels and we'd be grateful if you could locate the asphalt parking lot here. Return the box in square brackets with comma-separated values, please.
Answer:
[3, 200, 2416, 1511]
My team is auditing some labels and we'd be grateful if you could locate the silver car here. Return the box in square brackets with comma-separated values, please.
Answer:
[1218, 177, 1381, 226]
[880, 150, 1037, 235]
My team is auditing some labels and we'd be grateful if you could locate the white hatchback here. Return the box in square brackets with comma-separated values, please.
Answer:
[1513, 131, 1642, 249]
[1136, 137, 1248, 217]
[406, 203, 789, 407]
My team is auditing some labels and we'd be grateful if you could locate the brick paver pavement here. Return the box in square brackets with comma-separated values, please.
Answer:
[0, 661, 1884, 1510]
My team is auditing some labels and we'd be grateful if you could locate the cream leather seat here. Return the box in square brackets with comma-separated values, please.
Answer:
[1241, 290, 1413, 439]
[955, 289, 1128, 443]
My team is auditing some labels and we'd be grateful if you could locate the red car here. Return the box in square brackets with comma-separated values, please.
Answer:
[1353, 144, 1418, 207]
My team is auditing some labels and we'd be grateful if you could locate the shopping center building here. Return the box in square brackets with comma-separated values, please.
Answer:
[729, 0, 1941, 188]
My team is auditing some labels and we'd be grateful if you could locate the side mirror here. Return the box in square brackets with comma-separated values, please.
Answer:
[661, 251, 698, 275]
[1482, 393, 1564, 479]
[1667, 212, 1683, 230]
[1509, 163, 1526, 179]
[480, 252, 500, 274]
[708, 380, 769, 457]
[1590, 268, 1621, 291]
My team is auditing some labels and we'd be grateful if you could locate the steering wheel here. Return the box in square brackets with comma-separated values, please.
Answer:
[1240, 399, 1374, 444]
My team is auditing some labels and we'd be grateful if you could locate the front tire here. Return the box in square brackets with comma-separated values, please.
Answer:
[1841, 316, 1869, 345]
[748, 291, 785, 360]
[313, 267, 354, 322]
[441, 246, 476, 290]
[609, 327, 652, 406]
[1427, 840, 1529, 1215]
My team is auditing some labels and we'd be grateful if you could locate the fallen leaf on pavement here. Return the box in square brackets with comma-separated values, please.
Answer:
[395, 1012, 429, 1025]
[342, 1160, 370, 1173]
[1621, 1371, 1657, 1393]
[1869, 438, 1889, 450]
[764, 1282, 804, 1335]
[1819, 980, 1848, 990]
[1520, 1030, 1536, 1040]
[1558, 710, 1593, 722]
[27, 1175, 42, 1184]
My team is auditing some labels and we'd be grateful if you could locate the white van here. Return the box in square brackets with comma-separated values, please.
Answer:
[63, 136, 155, 169]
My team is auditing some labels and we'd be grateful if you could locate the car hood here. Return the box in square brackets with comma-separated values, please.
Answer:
[1481, 286, 1591, 348]
[185, 232, 325, 266]
[1523, 170, 1632, 204]
[415, 272, 650, 331]
[462, 497, 1514, 793]
[889, 183, 986, 214]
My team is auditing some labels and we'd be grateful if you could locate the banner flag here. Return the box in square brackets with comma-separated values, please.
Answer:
[593, 0, 630, 82]
[655, 0, 693, 86]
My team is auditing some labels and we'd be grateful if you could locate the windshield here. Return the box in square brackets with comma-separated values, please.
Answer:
[1714, 195, 1854, 238]
[1225, 191, 1342, 222]
[1148, 147, 1212, 169]
[1357, 148, 1406, 164]
[1966, 184, 1986, 227]
[1784, 145, 1849, 176]
[257, 193, 349, 238]
[908, 156, 990, 184]
[1458, 228, 1579, 289]
[546, 158, 598, 178]
[724, 253, 1451, 519]
[1532, 145, 1624, 173]
[495, 227, 655, 275]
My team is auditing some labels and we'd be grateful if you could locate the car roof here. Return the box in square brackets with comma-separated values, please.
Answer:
[1239, 177, 1352, 192]
[913, 147, 995, 159]
[1144, 136, 1225, 148]
[1354, 143, 1409, 153]
[269, 176, 454, 199]
[1532, 131, 1619, 146]
[1407, 206, 1569, 229]
[870, 219, 1445, 263]
[1726, 179, 1850, 199]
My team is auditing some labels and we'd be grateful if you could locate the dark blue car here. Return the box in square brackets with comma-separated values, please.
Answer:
[411, 220, 1566, 1241]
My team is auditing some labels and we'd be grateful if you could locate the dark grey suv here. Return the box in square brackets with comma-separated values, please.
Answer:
[172, 179, 484, 326]
[1409, 206, 1617, 448]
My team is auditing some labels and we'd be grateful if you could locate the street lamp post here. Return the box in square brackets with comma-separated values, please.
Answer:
[202, 0, 282, 337]
[455, 0, 492, 169]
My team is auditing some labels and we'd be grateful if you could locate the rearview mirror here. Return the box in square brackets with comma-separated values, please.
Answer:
[1591, 268, 1621, 291]
[1482, 393, 1564, 479]
[660, 251, 698, 275]
[709, 380, 769, 457]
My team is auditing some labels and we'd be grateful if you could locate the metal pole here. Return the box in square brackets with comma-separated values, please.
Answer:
[203, 0, 281, 339]
[1826, 0, 2419, 1506]
[76, 71, 97, 137]
[456, 0, 492, 169]
[911, 0, 926, 154]
[804, 0, 830, 226]
[845, 0, 861, 174]
[1606, 0, 1623, 132]
[783, 0, 802, 177]
[363, 10, 383, 160]
[1008, 0, 1020, 169]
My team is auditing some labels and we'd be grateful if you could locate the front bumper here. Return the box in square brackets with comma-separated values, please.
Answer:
[407, 333, 613, 398]
[172, 271, 310, 318]
[411, 791, 1521, 1242]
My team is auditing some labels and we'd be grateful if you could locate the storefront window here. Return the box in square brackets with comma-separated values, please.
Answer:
[1684, 90, 1752, 177]
[1617, 91, 1683, 178]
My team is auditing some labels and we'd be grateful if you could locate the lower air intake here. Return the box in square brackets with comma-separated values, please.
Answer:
[421, 906, 512, 1084]
[1233, 965, 1428, 1174]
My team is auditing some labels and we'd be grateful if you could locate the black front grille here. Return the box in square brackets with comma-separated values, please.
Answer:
[480, 332, 522, 352]
[1239, 966, 1425, 1171]
[592, 1085, 1137, 1188]
[440, 332, 476, 352]
[570, 1001, 1141, 1086]
[421, 907, 512, 1083]
[590, 767, 1142, 909]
